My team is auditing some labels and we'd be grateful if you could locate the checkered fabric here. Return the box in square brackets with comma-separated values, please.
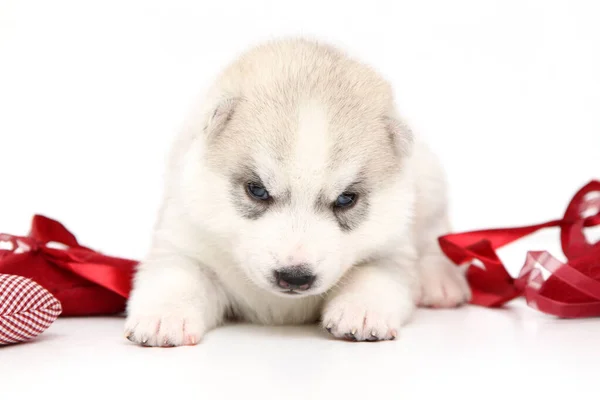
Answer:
[0, 274, 62, 345]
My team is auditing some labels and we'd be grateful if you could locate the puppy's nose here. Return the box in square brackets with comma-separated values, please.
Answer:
[274, 267, 316, 291]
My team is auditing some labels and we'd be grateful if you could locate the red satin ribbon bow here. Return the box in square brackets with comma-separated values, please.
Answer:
[0, 215, 137, 316]
[439, 180, 600, 318]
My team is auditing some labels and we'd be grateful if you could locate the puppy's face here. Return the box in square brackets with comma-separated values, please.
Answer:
[183, 92, 412, 297]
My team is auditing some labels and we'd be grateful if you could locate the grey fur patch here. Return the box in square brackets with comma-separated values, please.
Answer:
[316, 177, 371, 232]
[231, 194, 270, 220]
[333, 194, 370, 232]
[228, 166, 293, 220]
[229, 168, 271, 220]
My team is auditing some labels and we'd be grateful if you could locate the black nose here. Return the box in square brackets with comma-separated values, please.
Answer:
[274, 267, 316, 291]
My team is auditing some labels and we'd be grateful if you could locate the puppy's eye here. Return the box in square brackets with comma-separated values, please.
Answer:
[246, 182, 270, 201]
[334, 192, 357, 208]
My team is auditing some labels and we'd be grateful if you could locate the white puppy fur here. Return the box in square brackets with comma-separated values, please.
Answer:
[124, 38, 471, 346]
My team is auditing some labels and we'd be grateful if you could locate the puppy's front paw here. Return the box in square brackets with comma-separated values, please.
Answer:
[124, 306, 205, 347]
[418, 260, 471, 308]
[321, 294, 402, 342]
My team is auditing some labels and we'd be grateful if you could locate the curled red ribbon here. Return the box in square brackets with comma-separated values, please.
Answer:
[439, 180, 600, 318]
[0, 215, 137, 316]
[1, 181, 598, 318]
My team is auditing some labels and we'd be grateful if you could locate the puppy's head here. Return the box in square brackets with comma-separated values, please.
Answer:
[181, 39, 414, 297]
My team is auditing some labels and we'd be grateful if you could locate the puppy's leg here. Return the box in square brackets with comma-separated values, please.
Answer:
[124, 251, 228, 347]
[411, 141, 471, 308]
[321, 257, 417, 341]
[416, 206, 471, 308]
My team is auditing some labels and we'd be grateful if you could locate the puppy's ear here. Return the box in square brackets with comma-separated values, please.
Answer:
[204, 97, 239, 138]
[384, 115, 414, 158]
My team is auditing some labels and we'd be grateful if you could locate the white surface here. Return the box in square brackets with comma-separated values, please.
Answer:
[1, 299, 599, 400]
[2, 234, 600, 399]
[1, 1, 599, 399]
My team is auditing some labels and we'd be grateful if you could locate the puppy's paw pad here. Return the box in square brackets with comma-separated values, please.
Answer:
[419, 264, 471, 308]
[322, 296, 400, 342]
[124, 311, 204, 347]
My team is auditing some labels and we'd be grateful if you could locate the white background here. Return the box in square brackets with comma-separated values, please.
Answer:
[0, 1, 599, 399]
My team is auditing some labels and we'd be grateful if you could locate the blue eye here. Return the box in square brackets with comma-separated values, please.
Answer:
[334, 192, 357, 208]
[247, 183, 270, 201]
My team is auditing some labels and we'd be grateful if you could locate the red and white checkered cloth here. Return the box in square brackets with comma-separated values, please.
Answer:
[0, 274, 62, 345]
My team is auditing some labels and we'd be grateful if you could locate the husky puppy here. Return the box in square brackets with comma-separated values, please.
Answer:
[124, 38, 471, 346]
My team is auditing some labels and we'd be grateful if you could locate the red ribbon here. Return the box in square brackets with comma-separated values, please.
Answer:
[1, 180, 599, 318]
[439, 180, 600, 318]
[0, 215, 137, 316]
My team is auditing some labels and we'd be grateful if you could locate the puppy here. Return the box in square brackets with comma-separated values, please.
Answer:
[124, 38, 471, 346]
